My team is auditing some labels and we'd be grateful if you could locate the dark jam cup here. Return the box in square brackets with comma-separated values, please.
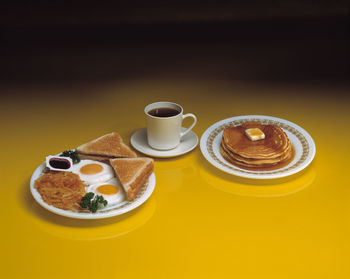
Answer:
[46, 156, 74, 171]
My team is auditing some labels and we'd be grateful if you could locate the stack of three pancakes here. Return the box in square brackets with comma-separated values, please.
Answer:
[220, 122, 293, 170]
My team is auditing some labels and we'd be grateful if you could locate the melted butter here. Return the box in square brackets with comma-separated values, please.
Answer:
[245, 128, 265, 141]
[250, 129, 264, 136]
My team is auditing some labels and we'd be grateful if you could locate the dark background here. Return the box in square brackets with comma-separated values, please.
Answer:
[1, 0, 349, 85]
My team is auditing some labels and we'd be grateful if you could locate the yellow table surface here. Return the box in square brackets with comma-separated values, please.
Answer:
[1, 78, 349, 278]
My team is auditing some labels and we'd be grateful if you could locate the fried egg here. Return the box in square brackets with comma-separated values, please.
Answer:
[72, 159, 115, 185]
[86, 178, 125, 206]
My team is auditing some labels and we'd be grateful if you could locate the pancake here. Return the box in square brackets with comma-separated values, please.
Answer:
[222, 122, 291, 159]
[220, 143, 293, 168]
[221, 140, 292, 166]
[220, 121, 293, 169]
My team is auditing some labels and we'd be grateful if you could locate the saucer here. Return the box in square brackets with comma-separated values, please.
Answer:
[130, 127, 198, 158]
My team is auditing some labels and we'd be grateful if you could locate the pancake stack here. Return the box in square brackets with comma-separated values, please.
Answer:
[220, 122, 293, 169]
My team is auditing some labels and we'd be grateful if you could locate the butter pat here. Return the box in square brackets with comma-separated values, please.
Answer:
[245, 128, 265, 141]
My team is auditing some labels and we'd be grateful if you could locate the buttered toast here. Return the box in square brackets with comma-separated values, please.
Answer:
[110, 158, 154, 200]
[77, 132, 137, 161]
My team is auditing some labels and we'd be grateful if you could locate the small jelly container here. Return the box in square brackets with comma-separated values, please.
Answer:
[46, 155, 74, 171]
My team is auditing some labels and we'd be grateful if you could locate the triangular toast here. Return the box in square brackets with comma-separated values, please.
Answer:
[76, 132, 137, 160]
[110, 158, 154, 200]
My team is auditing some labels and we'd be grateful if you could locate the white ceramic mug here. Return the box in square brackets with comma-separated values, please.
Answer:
[145, 102, 197, 150]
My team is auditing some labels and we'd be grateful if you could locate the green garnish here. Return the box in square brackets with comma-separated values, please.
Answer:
[60, 150, 81, 164]
[80, 192, 108, 213]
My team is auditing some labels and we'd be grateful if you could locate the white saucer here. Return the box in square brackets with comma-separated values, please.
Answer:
[130, 127, 198, 158]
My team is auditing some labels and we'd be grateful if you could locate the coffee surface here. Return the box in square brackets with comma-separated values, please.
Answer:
[148, 107, 180, 117]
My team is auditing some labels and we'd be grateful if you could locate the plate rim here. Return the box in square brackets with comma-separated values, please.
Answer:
[200, 115, 316, 179]
[130, 127, 198, 158]
[30, 162, 156, 219]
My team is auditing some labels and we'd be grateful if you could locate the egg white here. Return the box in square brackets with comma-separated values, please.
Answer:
[86, 177, 125, 206]
[72, 159, 115, 185]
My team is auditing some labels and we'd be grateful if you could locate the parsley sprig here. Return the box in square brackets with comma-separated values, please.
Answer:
[80, 192, 108, 213]
[60, 150, 81, 164]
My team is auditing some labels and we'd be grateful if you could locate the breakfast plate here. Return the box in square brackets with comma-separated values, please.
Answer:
[30, 162, 156, 219]
[130, 127, 198, 158]
[200, 115, 316, 179]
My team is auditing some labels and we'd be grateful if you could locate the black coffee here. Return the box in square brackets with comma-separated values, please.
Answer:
[148, 107, 180, 117]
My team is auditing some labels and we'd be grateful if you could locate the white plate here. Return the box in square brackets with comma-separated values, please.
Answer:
[130, 127, 198, 158]
[200, 115, 316, 179]
[30, 162, 156, 219]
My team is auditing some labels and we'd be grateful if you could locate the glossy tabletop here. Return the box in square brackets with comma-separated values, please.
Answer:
[1, 38, 349, 278]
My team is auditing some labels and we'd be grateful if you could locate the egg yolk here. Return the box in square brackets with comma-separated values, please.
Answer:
[80, 163, 103, 175]
[97, 184, 119, 195]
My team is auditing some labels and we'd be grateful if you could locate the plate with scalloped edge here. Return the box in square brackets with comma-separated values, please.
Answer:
[30, 162, 156, 219]
[200, 115, 316, 179]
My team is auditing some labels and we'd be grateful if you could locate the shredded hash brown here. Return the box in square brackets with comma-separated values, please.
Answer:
[34, 171, 86, 211]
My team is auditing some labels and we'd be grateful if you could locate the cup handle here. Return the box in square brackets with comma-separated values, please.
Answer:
[180, 113, 197, 139]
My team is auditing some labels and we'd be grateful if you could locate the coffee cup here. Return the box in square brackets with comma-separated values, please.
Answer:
[145, 102, 197, 150]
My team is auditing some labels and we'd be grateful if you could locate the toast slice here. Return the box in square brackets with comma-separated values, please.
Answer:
[110, 157, 154, 200]
[76, 132, 137, 161]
